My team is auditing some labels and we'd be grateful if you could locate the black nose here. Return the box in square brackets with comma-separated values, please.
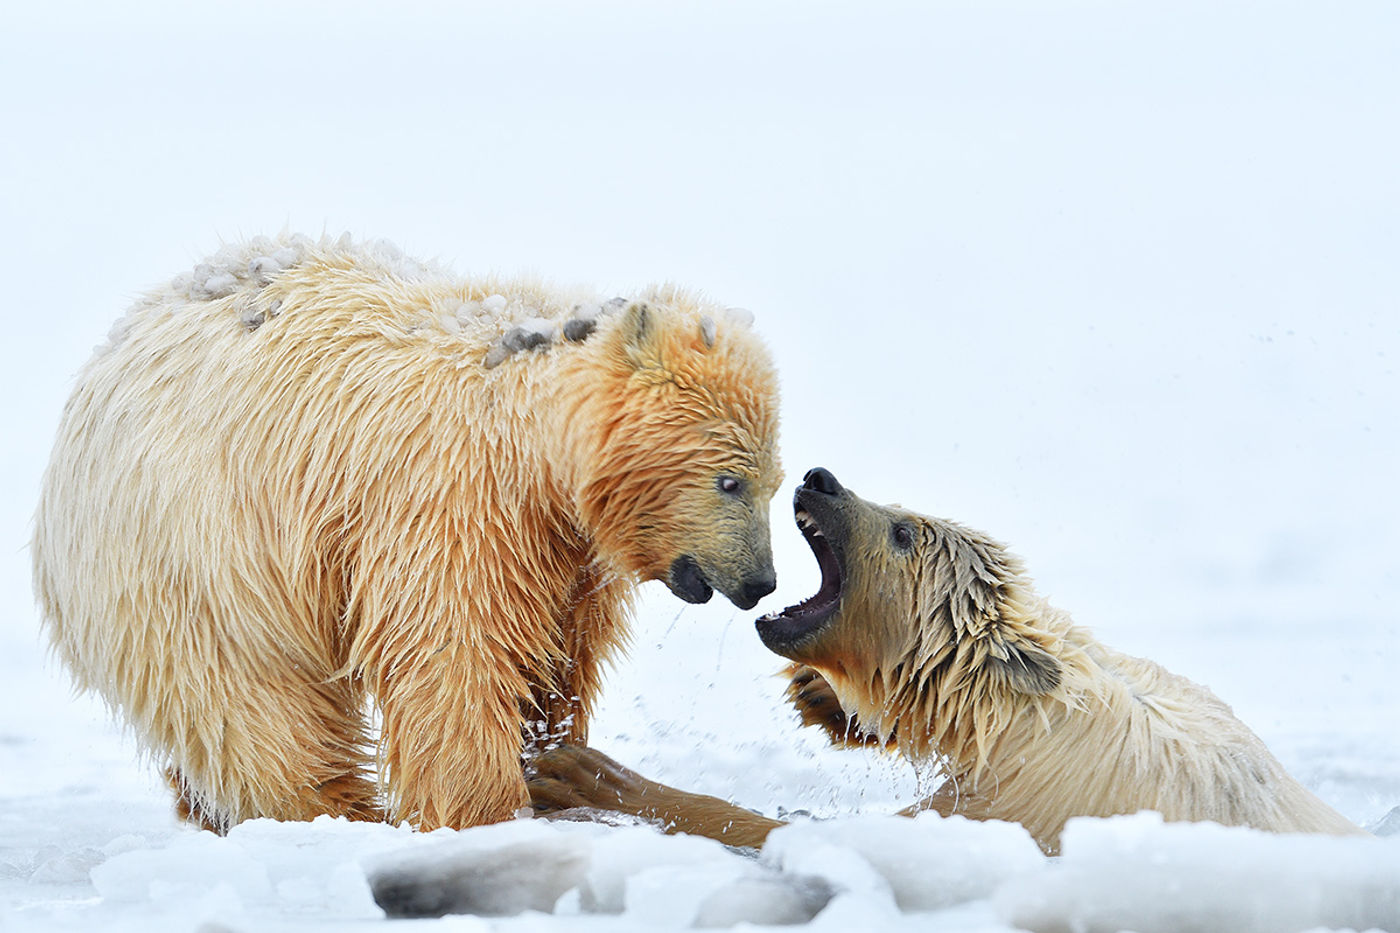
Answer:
[802, 467, 842, 496]
[738, 571, 777, 609]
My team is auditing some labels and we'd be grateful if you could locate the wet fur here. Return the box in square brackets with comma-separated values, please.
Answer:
[530, 489, 1364, 854]
[33, 235, 781, 832]
[784, 506, 1364, 853]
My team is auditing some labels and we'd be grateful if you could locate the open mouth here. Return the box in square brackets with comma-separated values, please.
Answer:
[755, 496, 844, 650]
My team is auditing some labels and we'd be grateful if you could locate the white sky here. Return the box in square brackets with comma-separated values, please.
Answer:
[2, 0, 1396, 679]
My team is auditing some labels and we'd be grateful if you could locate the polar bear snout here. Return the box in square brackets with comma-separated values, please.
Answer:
[715, 530, 778, 610]
[801, 467, 843, 496]
[669, 553, 777, 610]
[734, 568, 777, 610]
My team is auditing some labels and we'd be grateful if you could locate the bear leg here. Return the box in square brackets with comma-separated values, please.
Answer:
[166, 763, 380, 833]
[523, 679, 587, 753]
[528, 745, 783, 849]
[521, 568, 631, 754]
[166, 766, 228, 833]
[161, 673, 380, 830]
[237, 678, 382, 824]
[376, 655, 532, 830]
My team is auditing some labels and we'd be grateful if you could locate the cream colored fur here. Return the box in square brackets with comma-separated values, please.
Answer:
[32, 233, 781, 832]
[530, 492, 1366, 855]
[803, 513, 1365, 854]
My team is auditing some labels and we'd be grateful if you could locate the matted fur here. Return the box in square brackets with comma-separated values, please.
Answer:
[32, 233, 781, 832]
[783, 496, 1365, 854]
[529, 478, 1365, 855]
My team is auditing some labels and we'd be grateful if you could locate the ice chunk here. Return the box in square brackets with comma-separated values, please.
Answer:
[1371, 804, 1400, 836]
[997, 812, 1400, 933]
[579, 827, 742, 916]
[692, 872, 832, 928]
[564, 303, 603, 342]
[699, 315, 717, 348]
[27, 845, 105, 883]
[91, 830, 272, 903]
[482, 294, 508, 314]
[564, 317, 597, 342]
[369, 837, 589, 919]
[763, 813, 1044, 913]
[369, 239, 403, 263]
[97, 315, 134, 353]
[762, 831, 894, 913]
[723, 306, 754, 328]
[500, 320, 554, 354]
[452, 300, 482, 325]
[365, 819, 803, 925]
[203, 272, 239, 298]
[623, 863, 754, 926]
[518, 317, 558, 342]
[247, 256, 281, 285]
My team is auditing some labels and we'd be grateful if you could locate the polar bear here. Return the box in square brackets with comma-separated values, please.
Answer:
[528, 468, 1363, 854]
[32, 233, 782, 831]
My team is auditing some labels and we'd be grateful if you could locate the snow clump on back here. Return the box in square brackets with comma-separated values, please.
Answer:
[99, 235, 763, 376]
[168, 232, 437, 304]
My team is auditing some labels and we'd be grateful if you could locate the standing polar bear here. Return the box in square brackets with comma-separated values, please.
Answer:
[32, 233, 782, 832]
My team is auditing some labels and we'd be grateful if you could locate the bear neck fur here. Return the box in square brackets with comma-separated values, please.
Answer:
[835, 522, 1361, 853]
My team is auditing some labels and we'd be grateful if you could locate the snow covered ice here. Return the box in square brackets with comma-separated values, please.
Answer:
[8, 804, 1399, 931]
[1000, 814, 1400, 933]
[4, 1, 1399, 931]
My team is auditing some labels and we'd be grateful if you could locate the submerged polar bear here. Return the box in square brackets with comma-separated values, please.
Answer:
[529, 468, 1364, 854]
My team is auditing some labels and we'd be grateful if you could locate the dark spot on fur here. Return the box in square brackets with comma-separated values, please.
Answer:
[563, 318, 596, 342]
[988, 641, 1061, 695]
[502, 326, 549, 353]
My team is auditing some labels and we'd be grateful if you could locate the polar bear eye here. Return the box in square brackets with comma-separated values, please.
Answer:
[717, 475, 743, 496]
[892, 523, 914, 551]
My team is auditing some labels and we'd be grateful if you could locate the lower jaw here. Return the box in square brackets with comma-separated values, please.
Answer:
[666, 556, 714, 604]
[755, 610, 833, 655]
[669, 580, 713, 604]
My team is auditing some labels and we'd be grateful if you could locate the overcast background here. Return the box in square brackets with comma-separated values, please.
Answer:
[1, 1, 1397, 928]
